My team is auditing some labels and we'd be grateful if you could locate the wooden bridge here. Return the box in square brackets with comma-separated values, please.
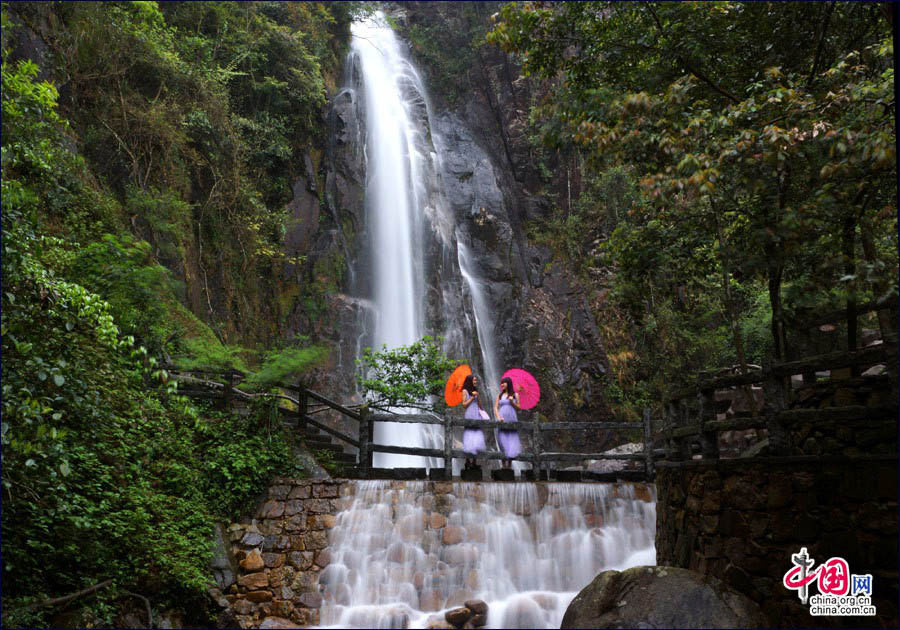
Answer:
[169, 298, 897, 483]
[170, 369, 657, 482]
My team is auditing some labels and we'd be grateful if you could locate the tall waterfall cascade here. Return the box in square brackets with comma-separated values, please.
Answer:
[351, 15, 430, 468]
[350, 13, 502, 468]
[318, 481, 656, 629]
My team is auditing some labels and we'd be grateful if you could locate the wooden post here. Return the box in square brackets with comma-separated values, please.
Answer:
[762, 370, 790, 455]
[443, 412, 452, 478]
[366, 407, 375, 470]
[298, 385, 308, 433]
[358, 405, 370, 478]
[642, 408, 655, 479]
[532, 412, 542, 478]
[223, 370, 235, 410]
[670, 399, 691, 461]
[699, 388, 719, 459]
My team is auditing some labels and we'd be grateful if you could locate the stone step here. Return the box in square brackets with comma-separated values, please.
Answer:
[302, 437, 338, 448]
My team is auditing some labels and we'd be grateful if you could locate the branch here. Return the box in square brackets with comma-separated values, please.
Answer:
[21, 580, 114, 610]
[807, 1, 837, 88]
[121, 590, 154, 629]
[645, 3, 739, 104]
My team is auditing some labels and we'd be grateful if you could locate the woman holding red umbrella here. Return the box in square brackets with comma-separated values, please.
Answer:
[494, 376, 522, 468]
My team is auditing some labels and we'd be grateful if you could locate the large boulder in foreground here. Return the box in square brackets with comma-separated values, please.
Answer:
[561, 566, 767, 629]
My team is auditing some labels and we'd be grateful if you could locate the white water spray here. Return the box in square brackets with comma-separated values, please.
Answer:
[318, 481, 656, 629]
[352, 15, 433, 467]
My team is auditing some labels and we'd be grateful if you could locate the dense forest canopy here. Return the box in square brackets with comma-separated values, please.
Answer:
[1, 0, 896, 626]
[488, 1, 896, 412]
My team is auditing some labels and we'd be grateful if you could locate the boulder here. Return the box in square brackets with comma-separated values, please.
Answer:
[463, 599, 488, 615]
[561, 566, 767, 629]
[445, 606, 473, 627]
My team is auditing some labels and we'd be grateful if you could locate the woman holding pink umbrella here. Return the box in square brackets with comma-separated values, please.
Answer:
[494, 376, 522, 468]
[461, 374, 487, 469]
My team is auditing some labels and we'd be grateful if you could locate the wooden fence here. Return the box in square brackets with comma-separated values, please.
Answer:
[657, 337, 897, 469]
[167, 369, 655, 480]
[166, 296, 896, 479]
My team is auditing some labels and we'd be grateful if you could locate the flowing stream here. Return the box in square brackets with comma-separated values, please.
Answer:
[318, 481, 656, 629]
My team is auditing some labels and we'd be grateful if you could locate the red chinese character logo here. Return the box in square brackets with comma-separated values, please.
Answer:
[818, 558, 850, 595]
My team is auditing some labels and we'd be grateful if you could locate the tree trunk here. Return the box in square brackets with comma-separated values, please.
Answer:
[842, 213, 858, 356]
[858, 210, 894, 337]
[713, 204, 757, 415]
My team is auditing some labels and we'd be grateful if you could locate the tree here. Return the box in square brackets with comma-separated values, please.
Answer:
[357, 337, 462, 412]
[490, 1, 896, 374]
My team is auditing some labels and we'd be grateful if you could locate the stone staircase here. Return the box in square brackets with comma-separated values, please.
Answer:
[288, 419, 358, 469]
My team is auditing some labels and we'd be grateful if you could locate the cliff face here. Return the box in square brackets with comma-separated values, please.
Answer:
[289, 5, 613, 458]
[396, 3, 613, 438]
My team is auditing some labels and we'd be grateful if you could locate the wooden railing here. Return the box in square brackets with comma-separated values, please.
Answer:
[657, 340, 897, 467]
[166, 368, 656, 480]
[355, 409, 654, 480]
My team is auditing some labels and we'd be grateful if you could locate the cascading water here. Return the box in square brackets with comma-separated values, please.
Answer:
[351, 15, 434, 468]
[314, 15, 658, 630]
[317, 481, 656, 629]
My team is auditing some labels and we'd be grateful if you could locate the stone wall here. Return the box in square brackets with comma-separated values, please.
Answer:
[787, 373, 896, 457]
[220, 478, 348, 628]
[656, 459, 898, 627]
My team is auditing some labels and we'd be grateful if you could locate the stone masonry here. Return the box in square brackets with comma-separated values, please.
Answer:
[656, 459, 898, 628]
[222, 478, 347, 628]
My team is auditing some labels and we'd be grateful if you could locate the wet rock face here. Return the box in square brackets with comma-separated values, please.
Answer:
[433, 111, 610, 431]
[561, 566, 767, 629]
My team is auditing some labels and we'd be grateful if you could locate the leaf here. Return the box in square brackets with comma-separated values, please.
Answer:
[53, 374, 65, 387]
[59, 460, 71, 477]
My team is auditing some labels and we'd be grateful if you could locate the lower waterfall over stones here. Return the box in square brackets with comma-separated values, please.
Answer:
[317, 481, 656, 629]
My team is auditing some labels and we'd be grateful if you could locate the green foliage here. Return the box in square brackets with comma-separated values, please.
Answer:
[70, 233, 178, 352]
[3, 1, 353, 347]
[491, 1, 896, 403]
[0, 12, 300, 623]
[174, 337, 251, 374]
[357, 336, 462, 411]
[312, 449, 344, 478]
[244, 343, 330, 390]
[195, 409, 296, 518]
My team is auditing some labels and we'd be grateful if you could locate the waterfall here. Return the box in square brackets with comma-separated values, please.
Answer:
[455, 239, 501, 403]
[317, 480, 657, 629]
[351, 14, 431, 468]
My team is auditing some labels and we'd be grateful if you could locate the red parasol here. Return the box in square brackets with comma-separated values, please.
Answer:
[502, 368, 540, 409]
[444, 364, 472, 407]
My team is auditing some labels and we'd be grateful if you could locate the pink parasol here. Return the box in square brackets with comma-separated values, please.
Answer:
[502, 368, 540, 410]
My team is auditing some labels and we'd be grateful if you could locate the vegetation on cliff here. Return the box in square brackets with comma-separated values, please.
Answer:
[489, 1, 896, 420]
[1, 2, 355, 625]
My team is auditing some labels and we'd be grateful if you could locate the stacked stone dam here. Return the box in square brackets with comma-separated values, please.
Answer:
[656, 459, 898, 627]
[221, 479, 656, 629]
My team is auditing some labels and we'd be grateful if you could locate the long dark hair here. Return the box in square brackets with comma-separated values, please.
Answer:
[499, 377, 517, 402]
[462, 374, 483, 409]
